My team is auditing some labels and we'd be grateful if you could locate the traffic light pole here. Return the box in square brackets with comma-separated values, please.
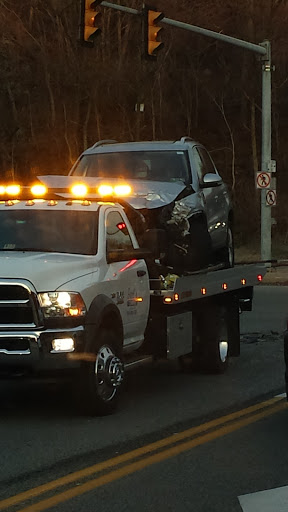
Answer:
[96, 1, 273, 262]
[260, 41, 272, 262]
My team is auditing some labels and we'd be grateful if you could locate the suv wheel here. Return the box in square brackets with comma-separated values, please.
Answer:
[223, 223, 234, 268]
[164, 217, 212, 272]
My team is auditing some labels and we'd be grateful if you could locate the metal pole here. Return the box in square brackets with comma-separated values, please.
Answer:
[100, 1, 138, 15]
[260, 41, 272, 261]
[100, 2, 267, 57]
[162, 17, 266, 56]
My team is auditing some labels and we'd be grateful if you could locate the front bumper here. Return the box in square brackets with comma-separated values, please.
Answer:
[0, 326, 85, 373]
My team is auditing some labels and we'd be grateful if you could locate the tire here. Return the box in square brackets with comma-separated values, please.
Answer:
[222, 222, 234, 268]
[178, 352, 195, 373]
[165, 217, 212, 272]
[187, 218, 212, 270]
[196, 303, 229, 373]
[80, 328, 124, 416]
[284, 332, 288, 400]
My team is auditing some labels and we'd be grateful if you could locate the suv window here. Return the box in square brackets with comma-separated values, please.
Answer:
[192, 147, 217, 183]
[72, 151, 191, 184]
[106, 211, 134, 252]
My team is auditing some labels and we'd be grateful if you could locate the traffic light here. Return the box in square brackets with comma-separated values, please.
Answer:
[80, 0, 101, 46]
[143, 5, 164, 59]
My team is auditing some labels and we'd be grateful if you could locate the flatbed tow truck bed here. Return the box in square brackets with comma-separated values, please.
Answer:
[150, 264, 266, 303]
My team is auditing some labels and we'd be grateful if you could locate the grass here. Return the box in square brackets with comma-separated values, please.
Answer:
[234, 234, 288, 284]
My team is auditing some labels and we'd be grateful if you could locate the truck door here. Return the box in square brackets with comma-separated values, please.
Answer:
[104, 209, 150, 347]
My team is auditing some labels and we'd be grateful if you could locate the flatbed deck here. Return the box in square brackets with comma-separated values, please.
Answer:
[150, 264, 267, 304]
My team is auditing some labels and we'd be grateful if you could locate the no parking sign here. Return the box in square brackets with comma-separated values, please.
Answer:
[266, 189, 277, 206]
[256, 172, 271, 189]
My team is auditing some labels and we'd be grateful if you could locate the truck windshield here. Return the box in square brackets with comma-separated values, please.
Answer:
[0, 209, 98, 255]
[71, 150, 190, 184]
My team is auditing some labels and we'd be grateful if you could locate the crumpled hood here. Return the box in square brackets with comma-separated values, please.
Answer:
[0, 251, 95, 291]
[39, 175, 188, 209]
[120, 179, 186, 209]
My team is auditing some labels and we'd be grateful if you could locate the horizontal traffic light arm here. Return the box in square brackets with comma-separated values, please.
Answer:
[99, 1, 138, 15]
[97, 1, 267, 56]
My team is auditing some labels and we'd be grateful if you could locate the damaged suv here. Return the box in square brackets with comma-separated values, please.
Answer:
[67, 137, 233, 272]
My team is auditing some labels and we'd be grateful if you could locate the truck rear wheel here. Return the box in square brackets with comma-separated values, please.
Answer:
[284, 332, 288, 400]
[178, 304, 229, 374]
[196, 304, 229, 373]
[81, 329, 124, 415]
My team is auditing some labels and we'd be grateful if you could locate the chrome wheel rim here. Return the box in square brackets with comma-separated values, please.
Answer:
[219, 317, 229, 363]
[219, 340, 228, 362]
[94, 345, 124, 402]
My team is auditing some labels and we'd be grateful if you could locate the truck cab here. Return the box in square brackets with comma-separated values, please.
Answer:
[0, 184, 152, 412]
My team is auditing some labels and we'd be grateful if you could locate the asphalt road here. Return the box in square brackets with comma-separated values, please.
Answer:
[0, 285, 287, 511]
[39, 400, 288, 512]
[240, 285, 288, 334]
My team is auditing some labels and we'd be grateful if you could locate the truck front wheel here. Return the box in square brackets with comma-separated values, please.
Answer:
[81, 329, 124, 415]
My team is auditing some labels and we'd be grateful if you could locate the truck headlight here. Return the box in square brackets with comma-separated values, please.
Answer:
[38, 292, 86, 318]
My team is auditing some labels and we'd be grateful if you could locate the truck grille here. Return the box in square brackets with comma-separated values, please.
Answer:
[0, 282, 39, 327]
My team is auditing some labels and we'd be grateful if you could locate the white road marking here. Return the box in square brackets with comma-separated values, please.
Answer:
[239, 486, 288, 511]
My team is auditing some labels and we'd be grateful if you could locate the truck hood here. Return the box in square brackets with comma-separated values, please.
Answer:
[0, 252, 95, 291]
[39, 175, 188, 210]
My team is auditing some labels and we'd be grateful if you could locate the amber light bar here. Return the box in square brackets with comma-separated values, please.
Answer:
[0, 184, 48, 200]
[0, 184, 21, 196]
[0, 182, 133, 202]
[71, 183, 132, 198]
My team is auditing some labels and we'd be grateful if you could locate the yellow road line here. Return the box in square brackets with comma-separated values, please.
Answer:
[0, 397, 285, 511]
[16, 401, 287, 512]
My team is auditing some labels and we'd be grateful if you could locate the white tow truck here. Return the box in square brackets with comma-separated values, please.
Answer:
[0, 182, 266, 415]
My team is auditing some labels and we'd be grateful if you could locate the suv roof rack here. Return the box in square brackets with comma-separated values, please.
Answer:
[91, 139, 118, 149]
[179, 136, 194, 144]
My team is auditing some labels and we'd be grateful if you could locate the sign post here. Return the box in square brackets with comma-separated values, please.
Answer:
[260, 41, 273, 261]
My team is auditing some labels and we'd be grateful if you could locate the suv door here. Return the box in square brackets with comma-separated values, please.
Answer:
[192, 146, 228, 248]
